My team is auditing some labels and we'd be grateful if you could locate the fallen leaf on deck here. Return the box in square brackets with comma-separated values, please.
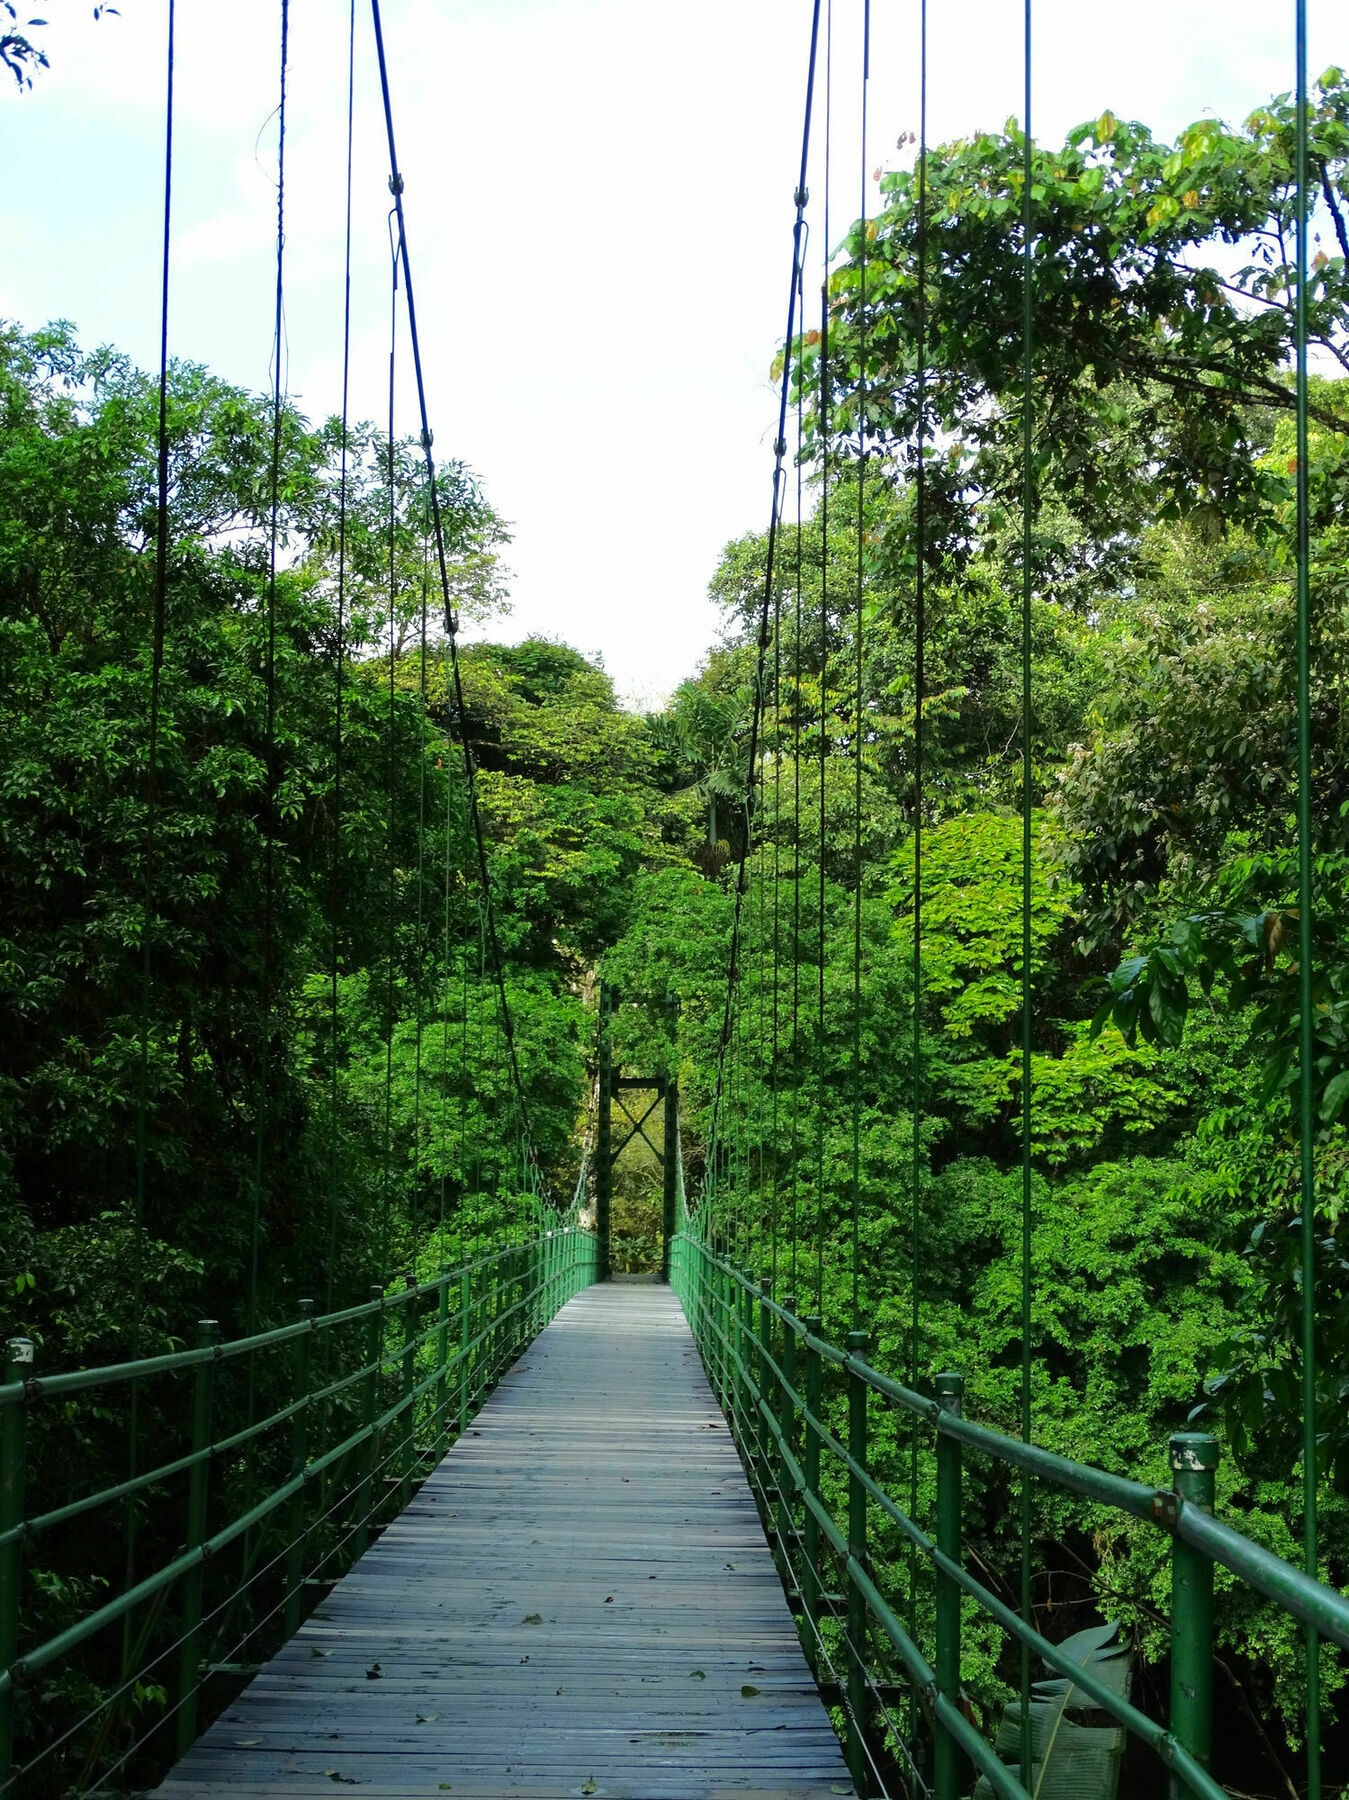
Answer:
[522, 1613, 543, 1624]
[689, 1670, 705, 1680]
[741, 1684, 760, 1697]
[365, 1663, 382, 1680]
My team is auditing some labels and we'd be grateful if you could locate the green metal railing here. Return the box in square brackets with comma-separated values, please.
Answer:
[671, 1229, 1349, 1800]
[0, 1224, 598, 1797]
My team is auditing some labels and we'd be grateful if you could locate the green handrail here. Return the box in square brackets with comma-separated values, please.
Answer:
[671, 1229, 1348, 1800]
[0, 1223, 599, 1797]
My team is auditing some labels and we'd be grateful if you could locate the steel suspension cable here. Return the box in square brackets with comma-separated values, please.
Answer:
[909, 0, 929, 1677]
[849, 0, 870, 1329]
[369, 0, 545, 1195]
[703, 0, 822, 1212]
[250, 0, 288, 1355]
[815, 0, 833, 1318]
[1293, 5, 1321, 1790]
[325, 0, 357, 1312]
[1018, 0, 1036, 1778]
[122, 0, 175, 1685]
[381, 210, 400, 1278]
[790, 242, 806, 1299]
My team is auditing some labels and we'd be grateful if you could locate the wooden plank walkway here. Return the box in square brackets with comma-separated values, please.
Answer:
[158, 1280, 855, 1800]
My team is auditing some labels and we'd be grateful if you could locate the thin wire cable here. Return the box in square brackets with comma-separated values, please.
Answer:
[368, 0, 544, 1191]
[121, 0, 175, 1676]
[1018, 1, 1035, 1780]
[703, 0, 822, 1207]
[849, 0, 870, 1329]
[789, 241, 806, 1298]
[908, 0, 929, 1693]
[381, 209, 401, 1280]
[815, 0, 833, 1319]
[250, 0, 289, 1335]
[325, 0, 356, 1312]
[1293, 7, 1321, 1791]
[412, 530, 431, 1269]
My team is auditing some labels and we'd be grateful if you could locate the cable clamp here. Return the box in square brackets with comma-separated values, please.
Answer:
[389, 173, 405, 196]
[1150, 1489, 1180, 1531]
[794, 186, 809, 209]
[421, 428, 433, 451]
[773, 438, 787, 460]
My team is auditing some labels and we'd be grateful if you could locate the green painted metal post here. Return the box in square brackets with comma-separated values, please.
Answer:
[801, 1316, 822, 1669]
[176, 1320, 219, 1756]
[757, 1276, 774, 1518]
[934, 1372, 964, 1800]
[0, 1337, 34, 1787]
[661, 1080, 678, 1283]
[435, 1267, 451, 1459]
[459, 1267, 472, 1434]
[1170, 1432, 1218, 1796]
[845, 1329, 870, 1796]
[354, 1284, 383, 1557]
[399, 1275, 417, 1507]
[284, 1299, 314, 1637]
[779, 1297, 798, 1583]
[596, 983, 613, 1281]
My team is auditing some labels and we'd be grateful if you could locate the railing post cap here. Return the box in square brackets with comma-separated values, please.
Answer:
[804, 1315, 823, 1332]
[6, 1337, 34, 1366]
[297, 1298, 315, 1316]
[845, 1329, 869, 1352]
[197, 1318, 221, 1339]
[1169, 1432, 1220, 1473]
[782, 1293, 798, 1314]
[935, 1370, 964, 1394]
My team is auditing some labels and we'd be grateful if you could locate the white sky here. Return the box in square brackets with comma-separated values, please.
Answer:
[1, 0, 1338, 707]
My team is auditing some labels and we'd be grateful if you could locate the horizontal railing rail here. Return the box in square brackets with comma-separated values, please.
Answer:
[671, 1229, 1348, 1800]
[0, 1223, 598, 1798]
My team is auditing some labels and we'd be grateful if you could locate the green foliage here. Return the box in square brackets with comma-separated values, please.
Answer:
[973, 1623, 1131, 1800]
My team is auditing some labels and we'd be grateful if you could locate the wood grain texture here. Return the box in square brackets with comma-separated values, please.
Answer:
[156, 1282, 854, 1800]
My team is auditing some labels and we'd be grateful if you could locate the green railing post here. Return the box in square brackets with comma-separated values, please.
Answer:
[1, 1337, 34, 1787]
[176, 1319, 219, 1756]
[284, 1298, 314, 1637]
[801, 1315, 822, 1669]
[435, 1266, 451, 1461]
[845, 1329, 870, 1796]
[737, 1275, 754, 1459]
[779, 1297, 798, 1586]
[354, 1284, 383, 1557]
[934, 1372, 965, 1800]
[459, 1267, 472, 1434]
[757, 1275, 774, 1519]
[1170, 1432, 1218, 1796]
[661, 1080, 678, 1282]
[399, 1274, 417, 1507]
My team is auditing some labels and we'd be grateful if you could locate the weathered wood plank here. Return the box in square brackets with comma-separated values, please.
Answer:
[156, 1283, 854, 1799]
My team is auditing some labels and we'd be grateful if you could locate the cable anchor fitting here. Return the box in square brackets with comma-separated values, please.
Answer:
[389, 172, 405, 196]
[794, 186, 809, 209]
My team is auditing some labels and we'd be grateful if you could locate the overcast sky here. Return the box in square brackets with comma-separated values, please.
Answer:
[1, 0, 1337, 706]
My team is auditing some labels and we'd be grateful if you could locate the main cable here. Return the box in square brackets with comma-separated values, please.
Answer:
[704, 0, 823, 1203]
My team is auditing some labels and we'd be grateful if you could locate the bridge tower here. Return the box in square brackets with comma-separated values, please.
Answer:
[595, 982, 680, 1282]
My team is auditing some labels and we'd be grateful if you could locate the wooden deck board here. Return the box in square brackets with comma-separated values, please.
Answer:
[157, 1283, 853, 1800]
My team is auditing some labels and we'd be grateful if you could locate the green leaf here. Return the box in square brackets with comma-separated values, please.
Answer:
[973, 1623, 1131, 1800]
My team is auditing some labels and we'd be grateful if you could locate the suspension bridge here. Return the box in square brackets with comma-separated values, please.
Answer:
[2, 0, 1346, 1795]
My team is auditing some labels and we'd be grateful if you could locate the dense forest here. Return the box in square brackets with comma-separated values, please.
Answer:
[3, 66, 1348, 1793]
